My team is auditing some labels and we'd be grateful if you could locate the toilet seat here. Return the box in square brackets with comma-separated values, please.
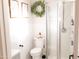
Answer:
[30, 48, 42, 56]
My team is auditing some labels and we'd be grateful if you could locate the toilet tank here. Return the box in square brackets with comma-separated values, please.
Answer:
[34, 38, 44, 48]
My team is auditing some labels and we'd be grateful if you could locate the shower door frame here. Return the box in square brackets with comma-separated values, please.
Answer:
[73, 0, 79, 59]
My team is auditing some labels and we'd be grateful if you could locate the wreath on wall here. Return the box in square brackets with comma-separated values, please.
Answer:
[31, 1, 45, 17]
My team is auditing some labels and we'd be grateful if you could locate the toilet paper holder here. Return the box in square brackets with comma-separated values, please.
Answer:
[19, 44, 24, 47]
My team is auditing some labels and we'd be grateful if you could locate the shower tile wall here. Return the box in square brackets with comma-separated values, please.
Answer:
[60, 2, 75, 59]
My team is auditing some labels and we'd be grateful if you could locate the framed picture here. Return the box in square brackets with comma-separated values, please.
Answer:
[21, 2, 28, 17]
[9, 0, 19, 18]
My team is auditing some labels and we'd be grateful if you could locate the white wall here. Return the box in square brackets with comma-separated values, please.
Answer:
[9, 0, 33, 59]
[31, 0, 46, 37]
[9, 18, 33, 59]
[31, 0, 46, 54]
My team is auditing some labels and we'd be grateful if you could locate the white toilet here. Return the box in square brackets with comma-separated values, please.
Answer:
[30, 48, 42, 59]
[30, 32, 44, 59]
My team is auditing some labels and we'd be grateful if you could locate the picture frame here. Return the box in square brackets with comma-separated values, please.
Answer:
[9, 0, 19, 18]
[21, 2, 28, 17]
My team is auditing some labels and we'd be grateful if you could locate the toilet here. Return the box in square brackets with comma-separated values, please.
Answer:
[30, 32, 44, 59]
[30, 48, 42, 59]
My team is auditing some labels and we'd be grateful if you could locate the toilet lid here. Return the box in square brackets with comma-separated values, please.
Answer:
[31, 48, 42, 54]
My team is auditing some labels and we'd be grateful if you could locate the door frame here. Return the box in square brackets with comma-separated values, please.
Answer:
[0, 0, 7, 59]
[1, 0, 79, 59]
[0, 0, 11, 59]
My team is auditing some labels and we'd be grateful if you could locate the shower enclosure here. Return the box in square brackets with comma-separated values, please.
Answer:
[46, 1, 76, 59]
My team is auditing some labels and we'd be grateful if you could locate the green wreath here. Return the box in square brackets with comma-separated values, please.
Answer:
[31, 1, 45, 17]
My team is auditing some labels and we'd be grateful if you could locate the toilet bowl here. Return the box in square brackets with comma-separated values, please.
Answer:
[30, 48, 42, 59]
